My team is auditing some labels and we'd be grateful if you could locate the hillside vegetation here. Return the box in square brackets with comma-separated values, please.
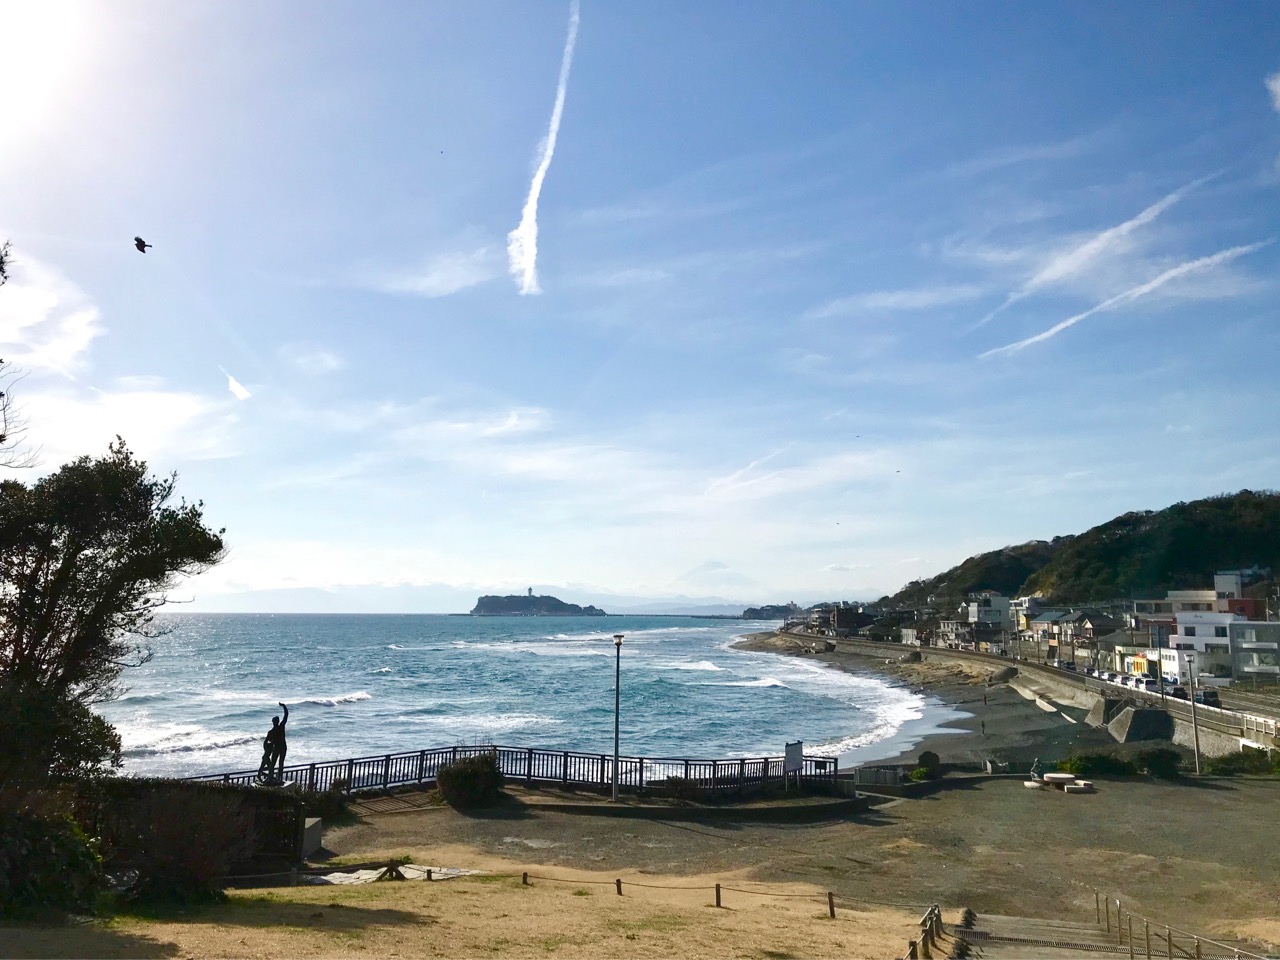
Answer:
[881, 490, 1280, 606]
[1023, 490, 1280, 601]
[883, 539, 1067, 608]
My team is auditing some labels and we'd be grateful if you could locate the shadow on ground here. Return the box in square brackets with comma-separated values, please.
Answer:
[0, 923, 180, 959]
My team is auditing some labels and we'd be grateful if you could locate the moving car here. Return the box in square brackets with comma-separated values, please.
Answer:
[1194, 689, 1221, 707]
[1170, 686, 1188, 700]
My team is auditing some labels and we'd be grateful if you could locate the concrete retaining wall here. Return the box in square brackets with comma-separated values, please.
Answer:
[1171, 717, 1246, 758]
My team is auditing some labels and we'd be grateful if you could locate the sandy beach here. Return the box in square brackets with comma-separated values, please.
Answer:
[731, 631, 1120, 768]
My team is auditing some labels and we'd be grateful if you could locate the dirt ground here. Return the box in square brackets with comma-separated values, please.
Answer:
[6, 777, 1277, 958]
[325, 775, 1280, 947]
[0, 857, 918, 959]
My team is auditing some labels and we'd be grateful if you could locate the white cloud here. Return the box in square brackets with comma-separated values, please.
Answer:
[981, 240, 1272, 358]
[280, 343, 345, 375]
[0, 254, 103, 377]
[221, 368, 251, 401]
[972, 171, 1223, 329]
[375, 247, 499, 298]
[808, 284, 984, 319]
[506, 0, 580, 295]
[25, 385, 240, 465]
[1267, 71, 1280, 112]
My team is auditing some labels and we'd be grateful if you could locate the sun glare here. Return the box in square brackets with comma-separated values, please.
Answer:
[0, 0, 92, 151]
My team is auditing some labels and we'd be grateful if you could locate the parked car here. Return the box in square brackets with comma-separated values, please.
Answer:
[1139, 678, 1159, 693]
[1170, 686, 1188, 700]
[1194, 690, 1221, 707]
[1105, 672, 1119, 683]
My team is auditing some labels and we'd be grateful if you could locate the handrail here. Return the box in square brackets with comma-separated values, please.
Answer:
[1098, 890, 1271, 960]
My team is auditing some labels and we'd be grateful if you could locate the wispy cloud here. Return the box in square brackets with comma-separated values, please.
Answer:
[506, 0, 580, 295]
[971, 171, 1223, 330]
[375, 247, 500, 298]
[807, 284, 984, 319]
[220, 367, 252, 400]
[1267, 71, 1280, 112]
[280, 343, 345, 375]
[945, 135, 1091, 178]
[980, 240, 1272, 358]
[0, 253, 103, 377]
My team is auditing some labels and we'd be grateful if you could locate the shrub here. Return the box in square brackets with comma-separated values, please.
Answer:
[300, 785, 353, 824]
[917, 751, 941, 776]
[1133, 748, 1182, 780]
[435, 752, 504, 809]
[1058, 754, 1136, 777]
[114, 789, 254, 903]
[0, 813, 103, 917]
[908, 767, 933, 782]
[664, 777, 703, 802]
[1205, 747, 1279, 777]
[960, 907, 977, 928]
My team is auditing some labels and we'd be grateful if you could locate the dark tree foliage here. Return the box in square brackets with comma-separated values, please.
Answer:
[0, 683, 121, 789]
[1023, 490, 1280, 601]
[0, 440, 224, 785]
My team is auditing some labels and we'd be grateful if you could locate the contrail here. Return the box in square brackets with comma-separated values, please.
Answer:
[971, 169, 1225, 331]
[979, 239, 1271, 359]
[507, 0, 580, 295]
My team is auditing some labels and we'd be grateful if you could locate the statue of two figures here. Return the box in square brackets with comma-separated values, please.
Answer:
[256, 702, 289, 785]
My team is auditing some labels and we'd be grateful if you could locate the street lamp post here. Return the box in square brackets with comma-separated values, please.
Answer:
[612, 634, 624, 801]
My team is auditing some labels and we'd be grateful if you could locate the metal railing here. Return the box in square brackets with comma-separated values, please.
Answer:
[184, 743, 840, 795]
[1098, 890, 1272, 960]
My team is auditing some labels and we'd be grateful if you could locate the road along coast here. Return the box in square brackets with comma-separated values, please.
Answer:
[731, 631, 1119, 766]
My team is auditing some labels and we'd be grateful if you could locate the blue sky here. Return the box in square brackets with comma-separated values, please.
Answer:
[2, 1, 1279, 611]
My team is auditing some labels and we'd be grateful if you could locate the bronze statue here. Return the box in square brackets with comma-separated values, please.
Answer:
[257, 702, 289, 783]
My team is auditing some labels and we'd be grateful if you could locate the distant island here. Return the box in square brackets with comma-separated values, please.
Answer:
[471, 593, 607, 616]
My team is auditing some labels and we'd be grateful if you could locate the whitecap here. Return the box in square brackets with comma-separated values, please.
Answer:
[295, 691, 372, 707]
[368, 667, 393, 674]
[666, 660, 724, 672]
[387, 644, 406, 650]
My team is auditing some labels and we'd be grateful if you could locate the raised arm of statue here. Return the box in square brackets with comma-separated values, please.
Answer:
[279, 702, 289, 728]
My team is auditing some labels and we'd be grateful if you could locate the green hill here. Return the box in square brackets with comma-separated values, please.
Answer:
[881, 539, 1067, 609]
[1023, 490, 1280, 601]
[881, 490, 1280, 607]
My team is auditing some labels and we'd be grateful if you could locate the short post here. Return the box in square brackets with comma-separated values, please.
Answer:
[639, 758, 646, 790]
[1128, 916, 1134, 960]
[828, 891, 836, 919]
[615, 878, 623, 896]
[1105, 896, 1111, 933]
[563, 751, 570, 786]
[382, 754, 391, 789]
[417, 749, 426, 783]
[522, 872, 529, 886]
[1145, 919, 1151, 959]
[1166, 926, 1173, 958]
[715, 883, 721, 907]
[307, 762, 316, 791]
[426, 868, 433, 881]
[907, 940, 918, 960]
[1194, 937, 1201, 959]
[527, 747, 534, 784]
[600, 754, 607, 788]
[1096, 890, 1101, 924]
[345, 758, 355, 793]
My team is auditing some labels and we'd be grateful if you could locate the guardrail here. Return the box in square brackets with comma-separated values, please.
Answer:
[1097, 890, 1271, 959]
[901, 904, 943, 959]
[185, 743, 840, 796]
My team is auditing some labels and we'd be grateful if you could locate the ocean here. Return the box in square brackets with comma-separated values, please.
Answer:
[97, 614, 969, 778]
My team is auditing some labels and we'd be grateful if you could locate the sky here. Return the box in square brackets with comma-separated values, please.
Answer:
[2, 1, 1280, 612]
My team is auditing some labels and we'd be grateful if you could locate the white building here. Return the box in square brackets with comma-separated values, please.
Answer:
[966, 593, 1013, 632]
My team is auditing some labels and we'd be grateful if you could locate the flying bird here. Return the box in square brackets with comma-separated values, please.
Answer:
[134, 237, 152, 253]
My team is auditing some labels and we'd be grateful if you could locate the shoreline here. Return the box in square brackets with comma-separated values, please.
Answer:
[732, 631, 1116, 767]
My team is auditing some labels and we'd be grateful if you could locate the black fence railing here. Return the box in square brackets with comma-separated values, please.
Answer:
[185, 744, 840, 796]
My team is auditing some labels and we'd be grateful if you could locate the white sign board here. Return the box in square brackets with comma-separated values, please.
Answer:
[784, 740, 803, 774]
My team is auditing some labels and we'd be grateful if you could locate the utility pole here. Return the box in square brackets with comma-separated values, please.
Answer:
[1188, 662, 1203, 775]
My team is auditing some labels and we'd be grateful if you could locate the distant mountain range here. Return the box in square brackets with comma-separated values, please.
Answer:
[880, 489, 1280, 607]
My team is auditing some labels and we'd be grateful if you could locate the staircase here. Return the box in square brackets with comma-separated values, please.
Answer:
[958, 914, 1268, 959]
